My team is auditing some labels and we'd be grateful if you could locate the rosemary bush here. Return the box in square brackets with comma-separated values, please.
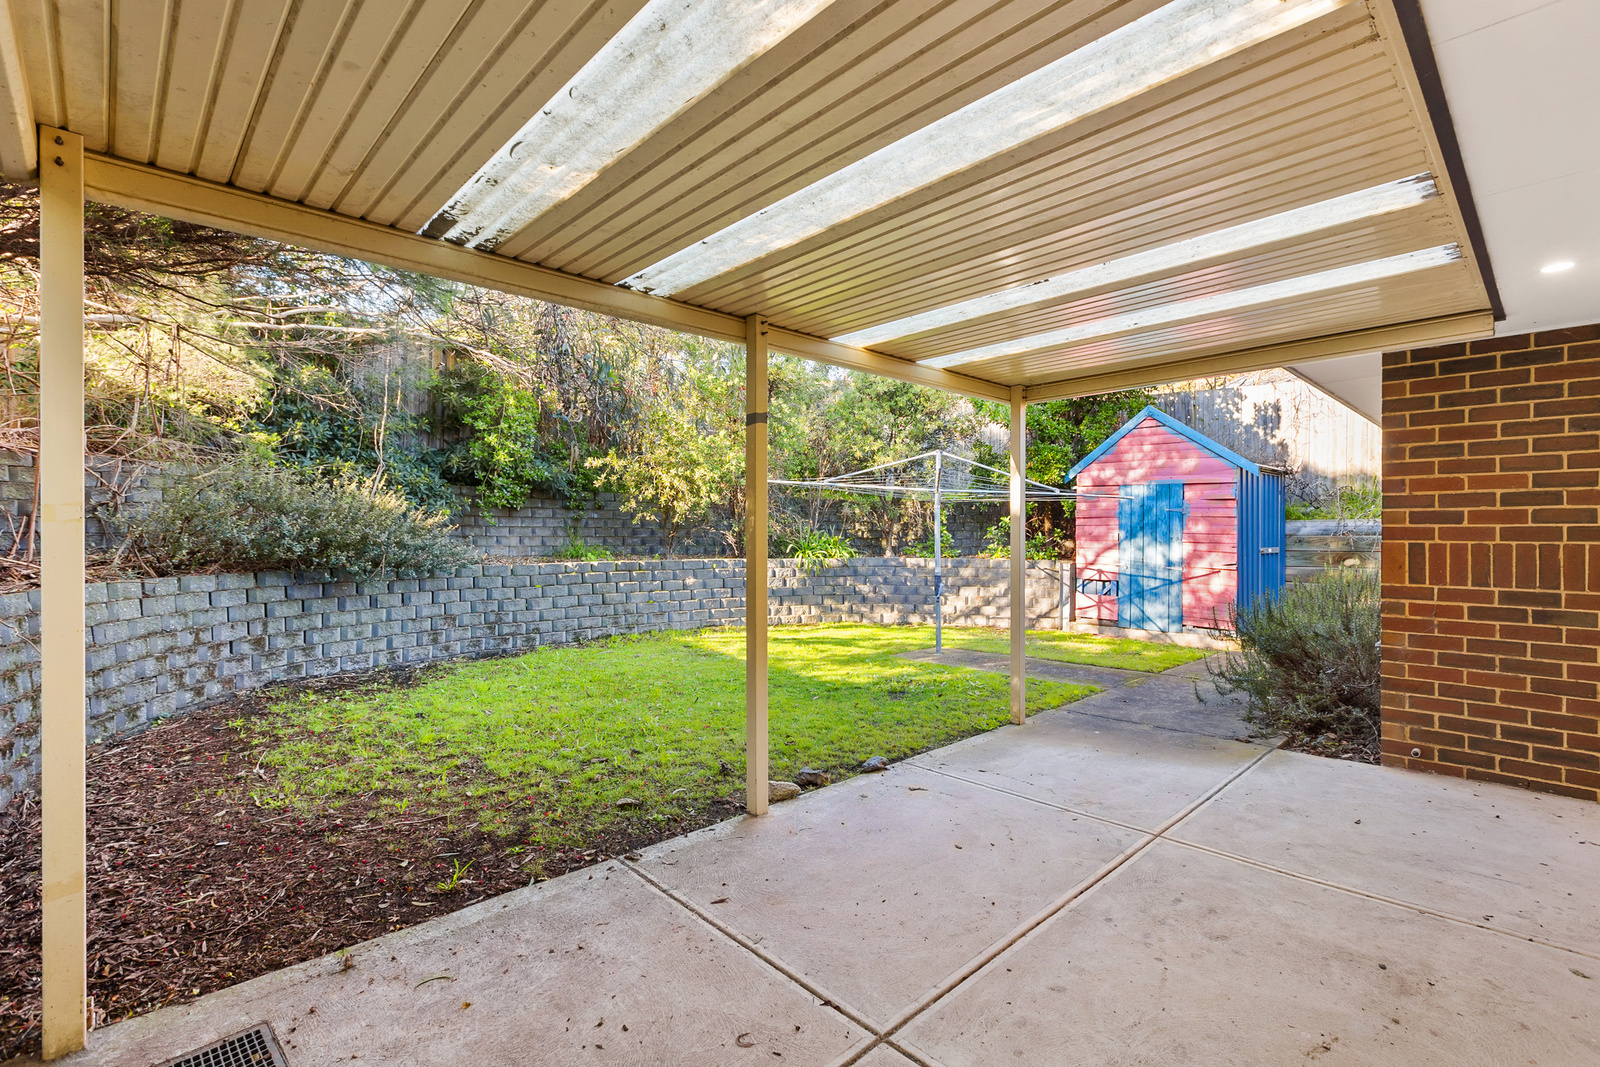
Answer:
[122, 460, 476, 578]
[1205, 568, 1381, 748]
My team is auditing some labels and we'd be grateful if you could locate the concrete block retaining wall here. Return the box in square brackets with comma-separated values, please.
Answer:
[0, 557, 1065, 805]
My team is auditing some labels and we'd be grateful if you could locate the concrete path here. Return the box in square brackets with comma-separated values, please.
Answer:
[900, 648, 1258, 741]
[39, 674, 1600, 1066]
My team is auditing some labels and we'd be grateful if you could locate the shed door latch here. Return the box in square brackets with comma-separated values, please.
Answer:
[1259, 546, 1280, 555]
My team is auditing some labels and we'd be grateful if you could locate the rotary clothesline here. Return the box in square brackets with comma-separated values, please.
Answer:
[769, 450, 1110, 651]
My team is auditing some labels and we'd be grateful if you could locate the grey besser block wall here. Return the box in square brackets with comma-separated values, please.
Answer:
[0, 558, 1068, 805]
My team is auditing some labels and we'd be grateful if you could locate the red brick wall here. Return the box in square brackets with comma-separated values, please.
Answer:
[1382, 324, 1600, 802]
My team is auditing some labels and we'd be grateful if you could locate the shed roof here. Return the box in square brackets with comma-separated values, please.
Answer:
[0, 0, 1504, 400]
[1066, 405, 1263, 479]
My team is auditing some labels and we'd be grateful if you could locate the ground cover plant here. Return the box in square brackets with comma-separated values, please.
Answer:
[931, 626, 1207, 673]
[1201, 569, 1380, 761]
[0, 624, 1091, 1058]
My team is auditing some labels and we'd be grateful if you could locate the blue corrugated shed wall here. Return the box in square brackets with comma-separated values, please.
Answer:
[1236, 469, 1286, 608]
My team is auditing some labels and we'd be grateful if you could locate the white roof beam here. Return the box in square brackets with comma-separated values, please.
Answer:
[835, 173, 1440, 348]
[0, 2, 35, 179]
[920, 245, 1462, 369]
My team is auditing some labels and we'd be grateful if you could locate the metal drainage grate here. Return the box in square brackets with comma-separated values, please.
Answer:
[156, 1024, 288, 1067]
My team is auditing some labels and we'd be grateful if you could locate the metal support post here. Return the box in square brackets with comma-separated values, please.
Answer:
[1009, 387, 1026, 725]
[933, 450, 943, 654]
[39, 125, 87, 1060]
[744, 315, 769, 815]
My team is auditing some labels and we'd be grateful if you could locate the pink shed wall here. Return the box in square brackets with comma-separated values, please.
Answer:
[1073, 417, 1239, 628]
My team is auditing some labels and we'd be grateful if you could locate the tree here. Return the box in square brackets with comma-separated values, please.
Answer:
[586, 342, 745, 552]
[974, 388, 1154, 552]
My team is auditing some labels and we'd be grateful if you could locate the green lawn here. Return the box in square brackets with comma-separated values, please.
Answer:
[932, 626, 1208, 672]
[240, 624, 1095, 859]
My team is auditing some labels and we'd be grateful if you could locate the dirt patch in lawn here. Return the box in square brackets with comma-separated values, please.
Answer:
[0, 668, 744, 1061]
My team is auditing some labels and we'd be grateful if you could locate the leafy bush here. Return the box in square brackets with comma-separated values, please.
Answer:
[774, 529, 854, 575]
[1204, 569, 1380, 754]
[432, 362, 593, 509]
[977, 516, 1054, 559]
[122, 460, 476, 578]
[549, 534, 615, 562]
[905, 526, 955, 559]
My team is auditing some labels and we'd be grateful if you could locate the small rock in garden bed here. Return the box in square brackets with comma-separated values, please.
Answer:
[795, 768, 828, 787]
[768, 781, 801, 803]
[614, 798, 641, 809]
[860, 756, 891, 772]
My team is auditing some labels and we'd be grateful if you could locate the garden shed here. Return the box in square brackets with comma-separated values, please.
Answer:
[1069, 406, 1284, 633]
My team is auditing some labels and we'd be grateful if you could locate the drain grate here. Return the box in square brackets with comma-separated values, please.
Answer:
[155, 1024, 288, 1067]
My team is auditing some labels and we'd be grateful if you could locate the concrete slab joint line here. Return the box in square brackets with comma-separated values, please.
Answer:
[617, 741, 1277, 1067]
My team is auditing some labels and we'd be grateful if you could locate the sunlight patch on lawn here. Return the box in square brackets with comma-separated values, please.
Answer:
[239, 624, 1094, 858]
[931, 627, 1208, 672]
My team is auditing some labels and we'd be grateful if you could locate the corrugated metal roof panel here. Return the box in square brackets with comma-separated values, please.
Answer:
[5, 0, 1499, 396]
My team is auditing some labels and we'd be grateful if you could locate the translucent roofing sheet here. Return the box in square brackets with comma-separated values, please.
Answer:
[423, 0, 838, 249]
[623, 0, 1350, 296]
[833, 173, 1439, 348]
[920, 244, 1462, 369]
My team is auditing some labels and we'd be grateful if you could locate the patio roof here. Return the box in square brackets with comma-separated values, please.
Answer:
[0, 0, 1512, 401]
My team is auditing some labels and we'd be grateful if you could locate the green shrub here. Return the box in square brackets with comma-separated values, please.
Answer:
[122, 460, 476, 578]
[1204, 569, 1380, 748]
[774, 529, 854, 575]
[905, 526, 955, 558]
[977, 516, 1054, 559]
[549, 534, 615, 562]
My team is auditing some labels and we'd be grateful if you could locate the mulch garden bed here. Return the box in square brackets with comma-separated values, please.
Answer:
[0, 668, 745, 1061]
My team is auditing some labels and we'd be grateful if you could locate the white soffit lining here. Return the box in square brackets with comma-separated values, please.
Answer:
[424, 0, 839, 249]
[623, 0, 1351, 296]
[1418, 0, 1600, 336]
[920, 244, 1462, 369]
[833, 172, 1440, 348]
[1288, 351, 1381, 424]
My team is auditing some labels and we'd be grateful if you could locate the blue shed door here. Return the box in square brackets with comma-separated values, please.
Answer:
[1119, 482, 1186, 632]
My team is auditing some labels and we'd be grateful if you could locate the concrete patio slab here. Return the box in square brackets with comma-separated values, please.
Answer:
[897, 840, 1600, 1067]
[1173, 749, 1600, 954]
[631, 762, 1145, 1023]
[53, 864, 865, 1067]
[908, 709, 1265, 831]
[27, 671, 1600, 1067]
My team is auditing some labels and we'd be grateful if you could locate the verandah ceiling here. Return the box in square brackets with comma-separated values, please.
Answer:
[0, 0, 1497, 399]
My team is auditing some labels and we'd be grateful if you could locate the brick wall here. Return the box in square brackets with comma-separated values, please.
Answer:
[0, 557, 1065, 806]
[1382, 324, 1600, 802]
